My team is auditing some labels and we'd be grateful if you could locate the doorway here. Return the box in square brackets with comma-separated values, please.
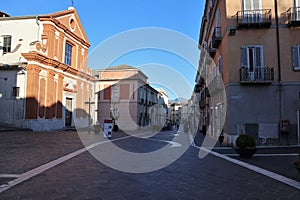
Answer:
[65, 98, 73, 127]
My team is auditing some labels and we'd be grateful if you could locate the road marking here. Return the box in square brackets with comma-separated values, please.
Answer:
[0, 174, 20, 178]
[193, 145, 300, 190]
[147, 138, 182, 148]
[225, 153, 299, 157]
[0, 132, 146, 194]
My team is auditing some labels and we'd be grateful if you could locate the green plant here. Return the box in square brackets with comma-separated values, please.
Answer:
[236, 134, 256, 149]
[235, 134, 256, 158]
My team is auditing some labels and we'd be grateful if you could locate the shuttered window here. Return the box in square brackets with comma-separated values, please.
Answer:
[218, 55, 222, 76]
[240, 45, 264, 69]
[243, 0, 262, 10]
[3, 36, 11, 54]
[292, 45, 300, 70]
[242, 0, 262, 23]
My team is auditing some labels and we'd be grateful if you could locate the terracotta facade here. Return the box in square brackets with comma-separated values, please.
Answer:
[196, 0, 300, 145]
[0, 8, 93, 131]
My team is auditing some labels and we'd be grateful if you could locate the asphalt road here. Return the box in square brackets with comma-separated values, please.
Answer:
[0, 129, 299, 199]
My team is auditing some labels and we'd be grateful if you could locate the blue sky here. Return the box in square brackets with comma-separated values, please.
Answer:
[0, 0, 204, 99]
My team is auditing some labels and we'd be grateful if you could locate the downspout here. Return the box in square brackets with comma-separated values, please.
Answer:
[274, 0, 282, 144]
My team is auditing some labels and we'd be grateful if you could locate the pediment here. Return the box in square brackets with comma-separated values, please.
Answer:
[40, 9, 89, 46]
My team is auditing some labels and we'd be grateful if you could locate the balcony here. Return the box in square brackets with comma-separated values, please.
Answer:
[207, 74, 224, 94]
[235, 9, 272, 28]
[208, 42, 216, 58]
[194, 84, 201, 93]
[240, 67, 274, 84]
[199, 87, 209, 109]
[286, 7, 300, 27]
[212, 27, 222, 48]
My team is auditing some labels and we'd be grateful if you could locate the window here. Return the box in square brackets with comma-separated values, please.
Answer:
[12, 87, 19, 97]
[120, 84, 129, 100]
[3, 36, 11, 54]
[64, 43, 72, 66]
[242, 0, 262, 23]
[241, 45, 264, 80]
[216, 8, 221, 27]
[294, 0, 300, 21]
[292, 45, 300, 70]
[241, 45, 264, 69]
[218, 55, 223, 76]
[103, 85, 111, 100]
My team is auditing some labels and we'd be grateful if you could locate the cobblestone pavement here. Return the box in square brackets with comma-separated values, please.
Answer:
[0, 129, 299, 199]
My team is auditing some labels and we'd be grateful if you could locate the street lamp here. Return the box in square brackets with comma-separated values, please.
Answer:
[85, 98, 95, 128]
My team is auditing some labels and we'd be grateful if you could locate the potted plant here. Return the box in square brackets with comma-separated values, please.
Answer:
[234, 134, 257, 158]
[294, 151, 300, 173]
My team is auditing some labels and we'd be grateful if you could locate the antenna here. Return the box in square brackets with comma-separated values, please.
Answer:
[71, 0, 74, 7]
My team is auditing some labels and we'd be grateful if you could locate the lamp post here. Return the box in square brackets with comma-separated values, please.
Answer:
[85, 98, 95, 129]
[274, 0, 282, 144]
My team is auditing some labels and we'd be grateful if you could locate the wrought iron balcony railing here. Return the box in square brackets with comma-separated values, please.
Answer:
[207, 74, 224, 93]
[286, 7, 300, 27]
[240, 67, 274, 84]
[212, 27, 222, 48]
[235, 9, 272, 28]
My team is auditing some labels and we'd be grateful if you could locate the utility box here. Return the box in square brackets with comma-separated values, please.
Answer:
[103, 119, 113, 138]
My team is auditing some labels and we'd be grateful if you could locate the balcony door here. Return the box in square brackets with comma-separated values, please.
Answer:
[65, 98, 73, 127]
[242, 0, 262, 23]
[241, 45, 264, 81]
[294, 0, 300, 20]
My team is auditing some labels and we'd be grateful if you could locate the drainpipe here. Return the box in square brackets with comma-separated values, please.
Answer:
[274, 0, 282, 144]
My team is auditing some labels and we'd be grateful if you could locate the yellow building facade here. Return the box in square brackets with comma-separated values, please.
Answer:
[196, 0, 300, 145]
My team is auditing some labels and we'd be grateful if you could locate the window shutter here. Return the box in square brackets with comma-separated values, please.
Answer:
[216, 8, 221, 27]
[218, 56, 223, 75]
[255, 46, 263, 67]
[292, 45, 299, 69]
[241, 46, 248, 67]
[253, 0, 262, 10]
[296, 0, 300, 7]
[243, 0, 250, 10]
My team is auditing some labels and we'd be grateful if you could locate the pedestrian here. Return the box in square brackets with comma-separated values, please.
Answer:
[218, 132, 224, 146]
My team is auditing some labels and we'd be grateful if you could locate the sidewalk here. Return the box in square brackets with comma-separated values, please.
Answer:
[0, 123, 31, 132]
[193, 131, 300, 182]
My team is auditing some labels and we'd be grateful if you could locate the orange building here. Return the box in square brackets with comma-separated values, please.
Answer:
[196, 0, 300, 145]
[0, 7, 93, 131]
[94, 65, 166, 131]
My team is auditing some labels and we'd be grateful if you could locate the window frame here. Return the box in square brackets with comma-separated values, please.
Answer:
[3, 36, 12, 54]
[241, 45, 264, 70]
[292, 44, 300, 70]
[218, 55, 223, 76]
[64, 42, 73, 66]
[12, 86, 20, 98]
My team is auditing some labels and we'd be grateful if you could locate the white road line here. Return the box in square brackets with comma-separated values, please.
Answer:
[225, 153, 299, 157]
[147, 138, 182, 148]
[0, 132, 145, 194]
[193, 145, 300, 190]
[0, 174, 20, 178]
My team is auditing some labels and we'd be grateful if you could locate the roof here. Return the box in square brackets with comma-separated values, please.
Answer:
[0, 11, 10, 17]
[0, 7, 89, 47]
[107, 64, 138, 70]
